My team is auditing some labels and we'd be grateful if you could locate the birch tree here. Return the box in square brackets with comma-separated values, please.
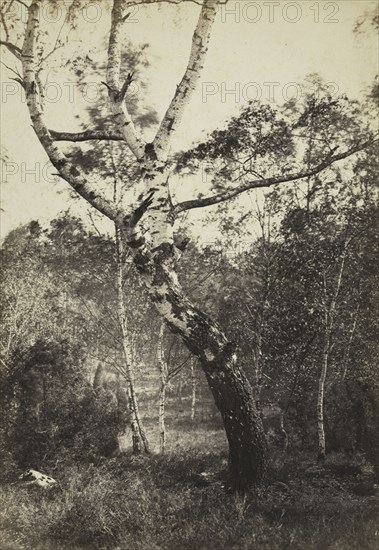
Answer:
[317, 238, 350, 460]
[157, 322, 191, 452]
[115, 226, 150, 453]
[1, 0, 377, 487]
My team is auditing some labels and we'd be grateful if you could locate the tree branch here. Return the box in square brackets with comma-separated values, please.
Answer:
[173, 139, 378, 215]
[128, 191, 155, 227]
[152, 0, 220, 160]
[20, 0, 127, 225]
[0, 41, 22, 59]
[49, 129, 124, 142]
[106, 0, 146, 159]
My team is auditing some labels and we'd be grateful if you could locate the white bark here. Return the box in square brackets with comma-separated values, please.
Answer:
[153, 0, 220, 160]
[190, 358, 196, 421]
[21, 0, 127, 223]
[115, 226, 150, 454]
[106, 0, 146, 159]
[318, 241, 349, 459]
[157, 322, 168, 453]
[20, 0, 268, 486]
[317, 334, 329, 459]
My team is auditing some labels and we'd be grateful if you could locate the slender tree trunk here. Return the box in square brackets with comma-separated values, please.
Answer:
[279, 412, 288, 452]
[318, 243, 349, 460]
[341, 302, 360, 380]
[127, 386, 143, 453]
[157, 323, 168, 453]
[254, 331, 263, 413]
[178, 378, 184, 415]
[190, 359, 196, 421]
[115, 227, 150, 454]
[158, 382, 167, 453]
[317, 332, 329, 460]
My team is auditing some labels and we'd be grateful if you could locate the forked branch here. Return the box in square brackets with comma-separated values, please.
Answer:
[106, 0, 145, 159]
[21, 0, 127, 224]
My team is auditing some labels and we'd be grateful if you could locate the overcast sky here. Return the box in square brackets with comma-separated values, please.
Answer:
[1, 0, 378, 238]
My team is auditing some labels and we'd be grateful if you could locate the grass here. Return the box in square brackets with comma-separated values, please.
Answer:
[0, 424, 378, 550]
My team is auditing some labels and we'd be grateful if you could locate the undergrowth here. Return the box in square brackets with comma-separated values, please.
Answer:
[0, 434, 378, 550]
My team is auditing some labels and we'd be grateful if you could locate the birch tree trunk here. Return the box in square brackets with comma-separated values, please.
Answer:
[341, 302, 360, 380]
[190, 359, 196, 422]
[115, 227, 150, 454]
[157, 323, 168, 453]
[318, 242, 348, 460]
[135, 252, 266, 485]
[317, 330, 330, 460]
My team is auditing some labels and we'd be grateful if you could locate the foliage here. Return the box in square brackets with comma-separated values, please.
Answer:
[1, 338, 127, 473]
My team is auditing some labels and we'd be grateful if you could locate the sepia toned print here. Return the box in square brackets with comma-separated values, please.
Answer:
[0, 1, 378, 548]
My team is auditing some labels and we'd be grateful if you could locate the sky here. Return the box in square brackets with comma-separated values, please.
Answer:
[0, 0, 378, 238]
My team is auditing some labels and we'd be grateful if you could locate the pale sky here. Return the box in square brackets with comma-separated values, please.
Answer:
[0, 0, 378, 238]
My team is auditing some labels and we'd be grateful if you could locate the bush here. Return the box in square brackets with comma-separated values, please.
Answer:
[1, 338, 127, 474]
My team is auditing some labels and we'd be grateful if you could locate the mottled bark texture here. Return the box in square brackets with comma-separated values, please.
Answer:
[133, 246, 266, 485]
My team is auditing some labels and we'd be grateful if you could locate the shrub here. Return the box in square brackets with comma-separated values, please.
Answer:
[1, 338, 127, 473]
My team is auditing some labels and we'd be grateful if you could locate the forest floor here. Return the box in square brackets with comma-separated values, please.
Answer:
[0, 423, 378, 550]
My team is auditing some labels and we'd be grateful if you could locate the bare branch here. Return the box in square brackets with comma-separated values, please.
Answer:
[152, 0, 221, 160]
[0, 60, 23, 80]
[0, 41, 22, 59]
[173, 138, 379, 215]
[49, 129, 124, 142]
[15, 0, 29, 8]
[20, 0, 128, 225]
[168, 353, 192, 380]
[129, 191, 155, 227]
[106, 0, 146, 159]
